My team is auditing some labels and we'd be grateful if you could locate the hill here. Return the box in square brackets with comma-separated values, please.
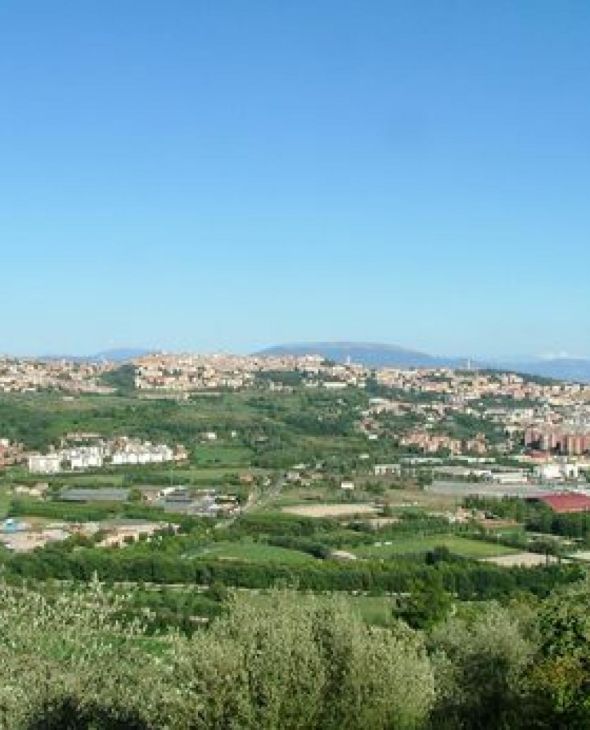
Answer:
[256, 342, 590, 382]
[41, 348, 153, 363]
[92, 348, 153, 362]
[257, 342, 465, 369]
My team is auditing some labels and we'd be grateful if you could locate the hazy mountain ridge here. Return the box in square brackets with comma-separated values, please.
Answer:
[16, 343, 590, 382]
[39, 348, 153, 363]
[256, 341, 465, 368]
[256, 342, 590, 383]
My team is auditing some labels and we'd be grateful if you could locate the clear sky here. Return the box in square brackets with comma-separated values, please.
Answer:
[1, 1, 588, 358]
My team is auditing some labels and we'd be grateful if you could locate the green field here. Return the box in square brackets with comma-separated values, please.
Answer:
[352, 534, 519, 560]
[185, 533, 519, 567]
[192, 444, 254, 466]
[52, 473, 127, 487]
[152, 465, 261, 484]
[2, 463, 266, 491]
[187, 539, 317, 565]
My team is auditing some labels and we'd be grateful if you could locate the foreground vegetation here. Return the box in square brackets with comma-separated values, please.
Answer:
[3, 579, 590, 729]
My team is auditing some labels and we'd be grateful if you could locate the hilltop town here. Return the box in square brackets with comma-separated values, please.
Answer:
[3, 353, 590, 475]
[0, 357, 116, 394]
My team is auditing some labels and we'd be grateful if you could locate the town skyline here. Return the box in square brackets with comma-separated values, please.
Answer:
[3, 339, 590, 363]
[3, 341, 590, 386]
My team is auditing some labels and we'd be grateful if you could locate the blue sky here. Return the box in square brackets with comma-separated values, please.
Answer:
[1, 1, 588, 358]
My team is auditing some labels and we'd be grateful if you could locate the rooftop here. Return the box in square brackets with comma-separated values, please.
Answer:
[535, 493, 590, 513]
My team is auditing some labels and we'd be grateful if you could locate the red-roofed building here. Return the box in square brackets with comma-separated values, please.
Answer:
[534, 493, 590, 514]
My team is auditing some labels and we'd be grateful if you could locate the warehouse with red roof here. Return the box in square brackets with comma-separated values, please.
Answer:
[534, 493, 590, 514]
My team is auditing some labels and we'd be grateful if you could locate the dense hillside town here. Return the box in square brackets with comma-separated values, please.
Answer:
[0, 357, 116, 394]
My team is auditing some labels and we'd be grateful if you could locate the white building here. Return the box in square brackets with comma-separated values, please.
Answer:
[28, 453, 62, 474]
[64, 446, 104, 470]
[374, 464, 401, 477]
[111, 442, 174, 466]
[534, 462, 579, 481]
[490, 470, 529, 485]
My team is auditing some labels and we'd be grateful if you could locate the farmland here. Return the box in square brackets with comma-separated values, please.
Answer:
[352, 534, 520, 560]
[185, 539, 317, 565]
[282, 503, 379, 518]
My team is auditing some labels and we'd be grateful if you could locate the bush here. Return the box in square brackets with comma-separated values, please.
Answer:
[0, 583, 435, 730]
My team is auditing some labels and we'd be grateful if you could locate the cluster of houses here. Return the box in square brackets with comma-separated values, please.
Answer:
[370, 369, 590, 429]
[404, 455, 589, 486]
[134, 353, 369, 392]
[0, 479, 243, 553]
[360, 368, 590, 462]
[360, 397, 509, 455]
[0, 357, 115, 394]
[374, 367, 590, 404]
[0, 439, 25, 468]
[398, 430, 489, 456]
[283, 451, 589, 491]
[0, 516, 171, 552]
[27, 438, 188, 474]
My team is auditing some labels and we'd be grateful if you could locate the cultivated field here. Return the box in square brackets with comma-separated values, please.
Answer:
[353, 534, 520, 560]
[282, 503, 379, 518]
[186, 540, 316, 565]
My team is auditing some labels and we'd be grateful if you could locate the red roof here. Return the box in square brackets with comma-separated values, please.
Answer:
[537, 493, 590, 513]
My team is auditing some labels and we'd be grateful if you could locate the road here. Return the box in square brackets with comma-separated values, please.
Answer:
[214, 471, 286, 530]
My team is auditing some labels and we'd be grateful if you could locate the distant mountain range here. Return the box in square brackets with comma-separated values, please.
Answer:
[92, 348, 153, 362]
[257, 342, 464, 369]
[26, 342, 590, 383]
[41, 348, 153, 363]
[256, 342, 590, 383]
